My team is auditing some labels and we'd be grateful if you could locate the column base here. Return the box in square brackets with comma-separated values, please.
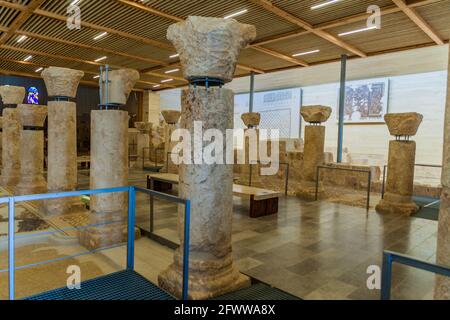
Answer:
[79, 224, 141, 250]
[375, 193, 419, 215]
[44, 195, 87, 216]
[15, 176, 47, 195]
[297, 180, 323, 201]
[1, 171, 21, 190]
[158, 256, 251, 300]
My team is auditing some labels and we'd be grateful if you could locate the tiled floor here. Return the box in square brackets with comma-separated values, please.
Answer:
[125, 169, 439, 300]
[4, 168, 438, 300]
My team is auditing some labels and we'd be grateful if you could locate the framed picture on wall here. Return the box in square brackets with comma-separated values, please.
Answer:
[338, 78, 390, 124]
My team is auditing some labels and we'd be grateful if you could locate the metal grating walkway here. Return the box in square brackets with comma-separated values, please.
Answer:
[214, 283, 301, 300]
[25, 270, 175, 300]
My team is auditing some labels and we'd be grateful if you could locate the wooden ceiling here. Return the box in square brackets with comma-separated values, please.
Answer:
[0, 0, 448, 91]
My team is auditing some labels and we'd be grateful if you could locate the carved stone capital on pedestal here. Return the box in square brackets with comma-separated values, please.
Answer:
[241, 112, 261, 128]
[0, 86, 25, 105]
[134, 122, 152, 134]
[102, 69, 140, 105]
[301, 105, 332, 124]
[17, 104, 48, 127]
[41, 67, 84, 98]
[384, 112, 423, 137]
[161, 110, 181, 125]
[167, 16, 256, 83]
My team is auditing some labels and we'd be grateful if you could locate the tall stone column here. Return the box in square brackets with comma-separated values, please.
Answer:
[436, 47, 450, 300]
[79, 68, 140, 250]
[297, 105, 332, 200]
[161, 110, 181, 174]
[0, 85, 25, 190]
[158, 16, 256, 300]
[134, 122, 152, 169]
[42, 67, 84, 215]
[16, 104, 48, 195]
[376, 113, 423, 215]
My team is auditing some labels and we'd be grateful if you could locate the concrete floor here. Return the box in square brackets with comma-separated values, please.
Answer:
[0, 168, 439, 300]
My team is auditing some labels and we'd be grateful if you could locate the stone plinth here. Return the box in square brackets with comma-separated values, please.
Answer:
[42, 67, 84, 98]
[134, 122, 152, 169]
[16, 104, 48, 195]
[167, 16, 256, 83]
[43, 67, 85, 215]
[301, 105, 332, 124]
[161, 110, 181, 174]
[161, 110, 181, 125]
[297, 126, 326, 200]
[80, 110, 129, 250]
[0, 86, 25, 104]
[159, 87, 250, 300]
[101, 69, 140, 105]
[376, 141, 418, 215]
[1, 108, 21, 189]
[385, 112, 423, 137]
[241, 112, 260, 128]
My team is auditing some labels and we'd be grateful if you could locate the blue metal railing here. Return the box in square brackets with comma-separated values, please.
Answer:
[381, 250, 450, 300]
[0, 186, 191, 301]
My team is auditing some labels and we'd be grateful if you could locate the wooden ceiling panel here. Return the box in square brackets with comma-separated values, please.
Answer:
[416, 0, 450, 40]
[262, 33, 349, 63]
[135, 0, 303, 40]
[272, 0, 394, 25]
[239, 48, 296, 70]
[0, 6, 20, 27]
[327, 12, 433, 54]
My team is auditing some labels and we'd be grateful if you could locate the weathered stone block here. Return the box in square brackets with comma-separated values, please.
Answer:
[384, 112, 423, 136]
[301, 105, 332, 124]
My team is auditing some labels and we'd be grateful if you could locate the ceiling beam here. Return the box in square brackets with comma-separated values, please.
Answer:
[247, 0, 367, 57]
[251, 46, 309, 66]
[391, 0, 444, 45]
[0, 0, 45, 45]
[116, 0, 183, 22]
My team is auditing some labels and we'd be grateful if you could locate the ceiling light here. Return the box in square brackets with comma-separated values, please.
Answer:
[17, 35, 27, 43]
[338, 26, 377, 37]
[311, 0, 341, 10]
[224, 9, 248, 19]
[164, 68, 179, 74]
[93, 75, 100, 79]
[35, 67, 43, 73]
[292, 49, 320, 57]
[94, 56, 107, 62]
[70, 0, 81, 6]
[161, 79, 173, 83]
[23, 55, 32, 62]
[153, 84, 161, 88]
[93, 32, 108, 40]
[169, 54, 179, 59]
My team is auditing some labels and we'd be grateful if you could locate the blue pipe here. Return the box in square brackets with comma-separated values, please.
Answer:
[8, 198, 15, 300]
[182, 200, 191, 300]
[127, 186, 136, 271]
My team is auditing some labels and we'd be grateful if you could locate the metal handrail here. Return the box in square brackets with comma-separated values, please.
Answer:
[1, 186, 191, 301]
[381, 163, 443, 199]
[381, 250, 450, 300]
[315, 165, 372, 211]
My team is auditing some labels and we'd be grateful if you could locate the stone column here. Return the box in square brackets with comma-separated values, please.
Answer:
[436, 48, 450, 300]
[79, 68, 139, 250]
[240, 112, 260, 181]
[42, 67, 84, 215]
[158, 16, 255, 300]
[134, 122, 152, 169]
[297, 105, 332, 200]
[0, 85, 25, 190]
[376, 113, 423, 215]
[15, 104, 48, 195]
[161, 110, 181, 174]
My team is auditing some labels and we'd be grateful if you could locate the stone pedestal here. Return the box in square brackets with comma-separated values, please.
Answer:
[134, 122, 152, 169]
[161, 110, 181, 174]
[297, 106, 332, 200]
[240, 113, 261, 179]
[159, 16, 255, 300]
[80, 68, 139, 250]
[79, 110, 129, 250]
[436, 48, 450, 299]
[376, 113, 423, 215]
[0, 85, 25, 190]
[15, 104, 48, 195]
[42, 67, 85, 215]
